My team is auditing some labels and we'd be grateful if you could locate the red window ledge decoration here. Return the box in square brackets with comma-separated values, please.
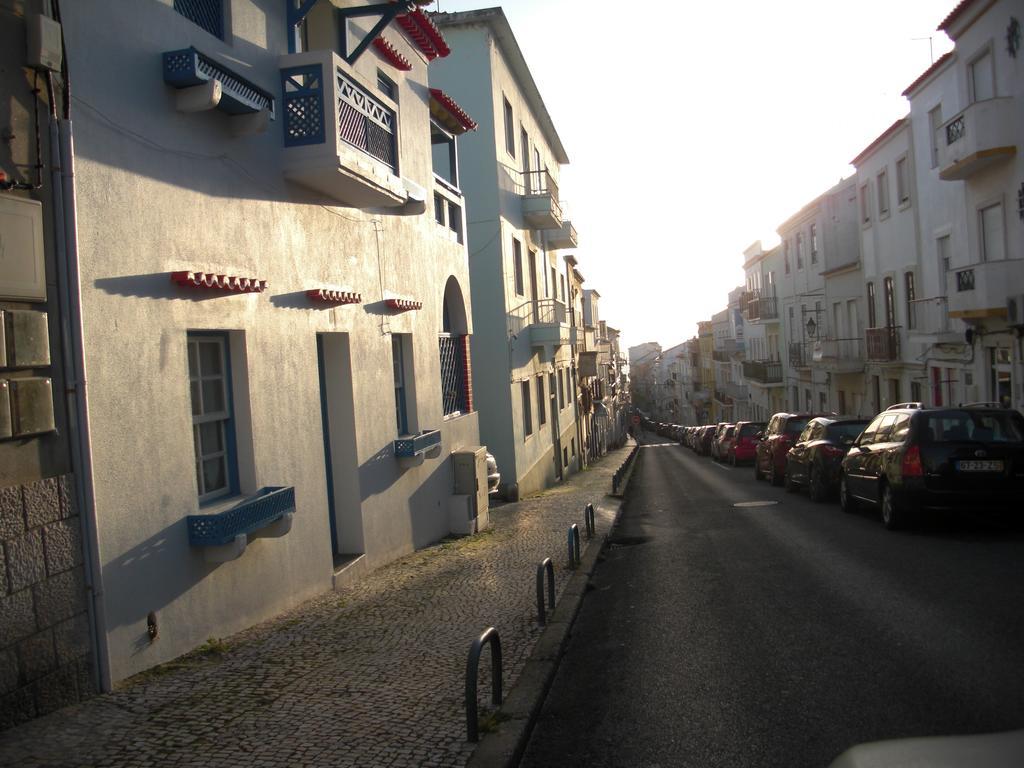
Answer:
[306, 288, 362, 305]
[171, 271, 266, 293]
[373, 37, 413, 71]
[385, 297, 422, 312]
[395, 9, 450, 60]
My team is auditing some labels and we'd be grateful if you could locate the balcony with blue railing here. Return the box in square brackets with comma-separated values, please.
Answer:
[280, 50, 414, 208]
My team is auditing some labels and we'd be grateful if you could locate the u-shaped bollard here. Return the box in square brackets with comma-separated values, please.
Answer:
[536, 557, 555, 625]
[567, 523, 581, 569]
[465, 627, 502, 742]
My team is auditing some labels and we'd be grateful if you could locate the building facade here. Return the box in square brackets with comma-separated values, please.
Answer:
[3, 0, 494, 713]
[431, 8, 581, 497]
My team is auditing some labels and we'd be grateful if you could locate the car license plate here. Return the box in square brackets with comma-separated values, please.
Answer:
[956, 460, 1003, 472]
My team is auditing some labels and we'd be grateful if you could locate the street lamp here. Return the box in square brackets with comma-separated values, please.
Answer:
[806, 315, 817, 339]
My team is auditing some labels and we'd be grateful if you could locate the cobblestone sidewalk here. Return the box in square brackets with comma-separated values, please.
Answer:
[0, 443, 632, 768]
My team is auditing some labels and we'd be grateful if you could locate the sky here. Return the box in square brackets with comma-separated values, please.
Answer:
[429, 0, 956, 353]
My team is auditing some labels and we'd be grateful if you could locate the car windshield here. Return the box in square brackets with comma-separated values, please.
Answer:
[738, 424, 763, 437]
[922, 411, 1024, 444]
[827, 422, 869, 444]
[784, 418, 809, 436]
[724, 427, 735, 437]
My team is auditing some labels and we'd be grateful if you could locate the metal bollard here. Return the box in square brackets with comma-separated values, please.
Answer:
[584, 503, 596, 538]
[536, 558, 555, 625]
[465, 627, 502, 742]
[567, 523, 581, 569]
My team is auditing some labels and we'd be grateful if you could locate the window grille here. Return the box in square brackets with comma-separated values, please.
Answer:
[174, 0, 224, 39]
[188, 333, 236, 501]
[439, 335, 469, 416]
[337, 69, 396, 170]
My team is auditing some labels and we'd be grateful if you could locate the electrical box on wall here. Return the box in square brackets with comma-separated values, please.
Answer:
[0, 196, 47, 302]
[26, 12, 64, 72]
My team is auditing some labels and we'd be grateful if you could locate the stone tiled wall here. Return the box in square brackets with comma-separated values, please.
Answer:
[1, 476, 95, 730]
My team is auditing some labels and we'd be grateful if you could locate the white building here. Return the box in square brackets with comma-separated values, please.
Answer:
[431, 8, 581, 497]
[741, 241, 785, 421]
[3, 0, 491, 694]
[904, 0, 1023, 410]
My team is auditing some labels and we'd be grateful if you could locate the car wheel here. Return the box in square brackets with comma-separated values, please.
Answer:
[808, 465, 826, 503]
[839, 475, 856, 513]
[880, 485, 905, 531]
[784, 466, 798, 493]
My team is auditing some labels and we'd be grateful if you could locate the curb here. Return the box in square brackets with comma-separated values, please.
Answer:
[465, 492, 628, 768]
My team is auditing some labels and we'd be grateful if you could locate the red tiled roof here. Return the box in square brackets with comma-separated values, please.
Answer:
[429, 88, 477, 133]
[850, 118, 907, 167]
[901, 51, 954, 97]
[937, 0, 978, 31]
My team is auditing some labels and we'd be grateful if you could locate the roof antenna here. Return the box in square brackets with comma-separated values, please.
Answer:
[912, 35, 935, 64]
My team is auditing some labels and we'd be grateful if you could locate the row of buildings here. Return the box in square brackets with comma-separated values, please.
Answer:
[634, 0, 1023, 428]
[0, 1, 628, 726]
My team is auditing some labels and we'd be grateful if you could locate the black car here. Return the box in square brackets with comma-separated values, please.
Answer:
[784, 417, 870, 501]
[839, 404, 1024, 529]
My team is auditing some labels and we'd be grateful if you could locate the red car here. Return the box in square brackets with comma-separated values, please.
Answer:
[754, 412, 833, 485]
[728, 421, 766, 465]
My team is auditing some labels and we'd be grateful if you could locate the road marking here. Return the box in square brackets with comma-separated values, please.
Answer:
[732, 500, 779, 508]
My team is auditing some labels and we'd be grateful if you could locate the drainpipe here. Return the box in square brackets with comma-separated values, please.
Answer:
[51, 117, 111, 693]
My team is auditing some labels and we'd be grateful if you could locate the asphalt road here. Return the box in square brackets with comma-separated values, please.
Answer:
[518, 436, 1024, 768]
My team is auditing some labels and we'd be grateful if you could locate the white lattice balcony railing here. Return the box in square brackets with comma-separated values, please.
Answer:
[279, 50, 415, 208]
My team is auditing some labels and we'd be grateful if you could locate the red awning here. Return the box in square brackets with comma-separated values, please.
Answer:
[429, 88, 477, 134]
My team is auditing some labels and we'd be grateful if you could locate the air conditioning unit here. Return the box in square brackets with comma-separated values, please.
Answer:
[1007, 294, 1024, 326]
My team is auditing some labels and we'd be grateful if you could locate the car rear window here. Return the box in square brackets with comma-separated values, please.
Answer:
[923, 411, 1024, 443]
[827, 422, 869, 444]
[724, 427, 735, 437]
[738, 423, 763, 437]
[784, 418, 809, 436]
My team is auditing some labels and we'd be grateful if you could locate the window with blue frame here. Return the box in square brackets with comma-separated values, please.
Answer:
[188, 333, 238, 502]
[174, 0, 225, 40]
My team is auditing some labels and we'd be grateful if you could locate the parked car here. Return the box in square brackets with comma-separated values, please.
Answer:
[784, 417, 870, 501]
[707, 422, 730, 459]
[728, 421, 766, 466]
[698, 425, 717, 455]
[486, 452, 500, 495]
[754, 412, 833, 485]
[712, 424, 736, 462]
[839, 404, 1024, 529]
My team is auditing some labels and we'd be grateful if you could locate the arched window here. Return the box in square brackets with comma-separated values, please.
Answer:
[439, 277, 472, 417]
